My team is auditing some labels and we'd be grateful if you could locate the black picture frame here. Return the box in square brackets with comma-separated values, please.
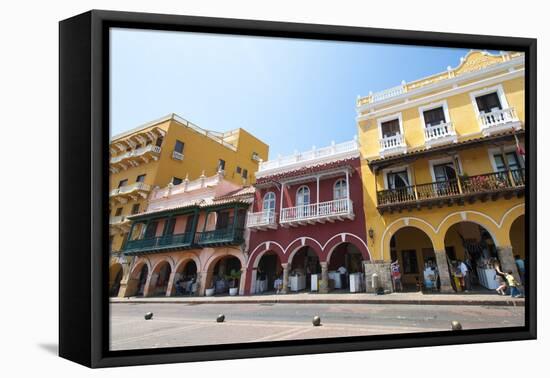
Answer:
[59, 9, 537, 368]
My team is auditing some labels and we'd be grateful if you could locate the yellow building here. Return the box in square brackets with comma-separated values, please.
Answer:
[356, 51, 526, 293]
[108, 113, 269, 260]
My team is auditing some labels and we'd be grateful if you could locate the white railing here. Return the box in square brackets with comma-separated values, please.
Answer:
[110, 182, 151, 197]
[371, 84, 406, 102]
[109, 215, 127, 225]
[246, 210, 277, 228]
[379, 133, 405, 151]
[259, 139, 359, 172]
[479, 108, 518, 130]
[151, 174, 222, 199]
[172, 151, 184, 160]
[110, 144, 161, 164]
[280, 198, 352, 223]
[424, 122, 455, 141]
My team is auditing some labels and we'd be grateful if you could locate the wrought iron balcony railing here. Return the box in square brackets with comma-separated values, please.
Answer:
[123, 232, 194, 254]
[377, 169, 525, 211]
[195, 227, 245, 246]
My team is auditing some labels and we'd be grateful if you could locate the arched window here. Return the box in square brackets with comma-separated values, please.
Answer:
[296, 186, 310, 207]
[334, 179, 348, 200]
[263, 192, 276, 212]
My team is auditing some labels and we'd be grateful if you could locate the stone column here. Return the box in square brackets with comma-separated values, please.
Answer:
[363, 261, 392, 293]
[197, 271, 209, 296]
[281, 263, 289, 294]
[434, 250, 454, 293]
[319, 262, 329, 294]
[166, 272, 182, 297]
[497, 246, 521, 284]
[118, 277, 136, 297]
[143, 273, 158, 297]
[239, 268, 247, 296]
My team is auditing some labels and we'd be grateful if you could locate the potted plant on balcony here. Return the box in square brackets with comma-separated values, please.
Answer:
[227, 269, 241, 296]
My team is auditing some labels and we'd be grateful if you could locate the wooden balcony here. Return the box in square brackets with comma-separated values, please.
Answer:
[280, 198, 354, 227]
[247, 210, 278, 231]
[123, 232, 194, 255]
[377, 169, 525, 213]
[195, 227, 245, 247]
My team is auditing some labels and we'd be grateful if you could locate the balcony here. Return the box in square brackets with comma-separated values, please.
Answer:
[195, 227, 245, 246]
[280, 198, 354, 226]
[376, 169, 525, 213]
[247, 210, 278, 231]
[123, 232, 194, 255]
[109, 215, 131, 235]
[110, 182, 151, 203]
[379, 134, 407, 157]
[478, 108, 521, 136]
[424, 122, 457, 147]
[110, 145, 161, 172]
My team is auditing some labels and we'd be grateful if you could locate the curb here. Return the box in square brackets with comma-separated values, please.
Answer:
[110, 298, 524, 307]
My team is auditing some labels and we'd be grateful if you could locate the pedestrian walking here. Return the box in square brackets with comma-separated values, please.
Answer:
[504, 271, 523, 298]
[494, 265, 508, 295]
[515, 255, 525, 285]
[390, 260, 402, 292]
[459, 260, 471, 292]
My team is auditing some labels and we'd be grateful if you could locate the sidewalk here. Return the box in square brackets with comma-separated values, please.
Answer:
[110, 291, 525, 307]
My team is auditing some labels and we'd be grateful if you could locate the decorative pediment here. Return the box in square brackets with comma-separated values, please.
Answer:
[453, 50, 506, 76]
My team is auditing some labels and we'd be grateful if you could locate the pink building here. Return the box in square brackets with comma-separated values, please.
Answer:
[243, 139, 371, 295]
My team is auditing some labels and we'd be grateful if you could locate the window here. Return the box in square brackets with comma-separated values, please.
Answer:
[216, 211, 230, 229]
[144, 221, 158, 238]
[493, 151, 521, 172]
[115, 207, 123, 216]
[174, 140, 185, 154]
[423, 107, 446, 127]
[242, 168, 248, 179]
[296, 186, 310, 207]
[263, 192, 276, 212]
[218, 159, 226, 171]
[172, 177, 183, 185]
[236, 166, 242, 174]
[333, 179, 348, 200]
[475, 92, 502, 114]
[136, 174, 146, 183]
[184, 215, 195, 233]
[131, 203, 140, 215]
[381, 119, 400, 138]
[165, 218, 176, 235]
[386, 170, 409, 190]
[155, 137, 164, 147]
[117, 179, 128, 188]
[401, 250, 419, 274]
[433, 162, 456, 182]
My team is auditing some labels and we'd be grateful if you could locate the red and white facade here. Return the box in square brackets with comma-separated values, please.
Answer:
[243, 139, 371, 295]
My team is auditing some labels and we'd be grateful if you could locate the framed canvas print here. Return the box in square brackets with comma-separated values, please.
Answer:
[59, 10, 536, 368]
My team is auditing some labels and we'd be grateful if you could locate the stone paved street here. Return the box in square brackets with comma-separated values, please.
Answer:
[110, 302, 525, 351]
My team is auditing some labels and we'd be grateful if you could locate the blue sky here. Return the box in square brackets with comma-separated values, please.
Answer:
[110, 28, 471, 158]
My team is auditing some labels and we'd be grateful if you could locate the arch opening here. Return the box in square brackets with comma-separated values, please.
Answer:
[288, 246, 320, 292]
[327, 242, 364, 292]
[255, 251, 283, 294]
[443, 221, 499, 292]
[207, 256, 242, 295]
[390, 226, 436, 292]
[174, 260, 198, 296]
[150, 261, 172, 297]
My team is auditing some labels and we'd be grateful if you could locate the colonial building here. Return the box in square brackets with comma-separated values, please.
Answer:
[356, 50, 526, 292]
[108, 113, 268, 292]
[243, 139, 370, 295]
[111, 172, 254, 297]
